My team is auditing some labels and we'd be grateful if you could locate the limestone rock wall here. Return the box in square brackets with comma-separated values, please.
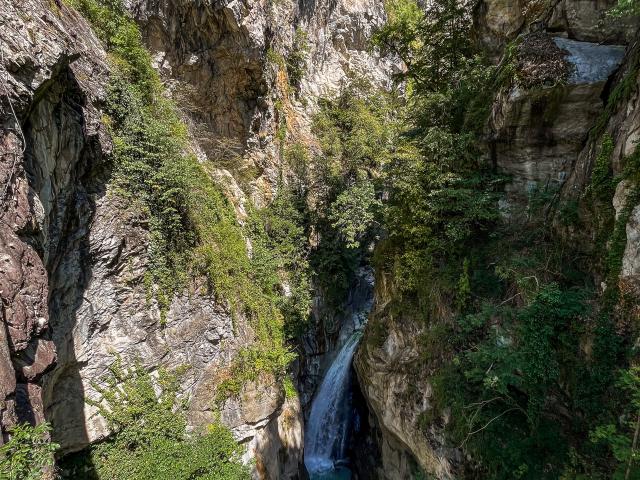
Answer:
[0, 0, 108, 439]
[491, 37, 626, 211]
[355, 2, 640, 478]
[127, 0, 396, 209]
[0, 0, 393, 478]
[355, 274, 460, 480]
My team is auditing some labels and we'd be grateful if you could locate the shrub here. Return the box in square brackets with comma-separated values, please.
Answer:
[286, 28, 310, 90]
[591, 367, 640, 480]
[0, 423, 58, 480]
[609, 0, 640, 16]
[61, 357, 250, 480]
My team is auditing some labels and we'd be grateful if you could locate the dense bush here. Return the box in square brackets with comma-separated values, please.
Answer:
[367, 0, 640, 478]
[61, 358, 250, 480]
[372, 0, 500, 299]
[307, 79, 397, 306]
[247, 189, 311, 338]
[0, 422, 57, 480]
[452, 284, 590, 479]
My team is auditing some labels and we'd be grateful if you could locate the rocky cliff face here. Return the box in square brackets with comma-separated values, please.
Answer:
[128, 0, 395, 208]
[355, 1, 640, 478]
[0, 0, 109, 438]
[356, 270, 460, 480]
[0, 0, 393, 477]
[11, 1, 639, 478]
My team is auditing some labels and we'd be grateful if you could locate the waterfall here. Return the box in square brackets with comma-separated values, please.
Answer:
[304, 330, 363, 478]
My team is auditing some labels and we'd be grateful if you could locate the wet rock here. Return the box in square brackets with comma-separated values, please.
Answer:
[553, 38, 626, 84]
[490, 35, 626, 208]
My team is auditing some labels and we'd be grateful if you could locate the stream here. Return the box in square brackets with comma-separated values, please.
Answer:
[304, 331, 362, 479]
[304, 268, 374, 480]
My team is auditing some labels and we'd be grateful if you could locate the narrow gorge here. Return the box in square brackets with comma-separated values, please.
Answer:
[1, 1, 640, 479]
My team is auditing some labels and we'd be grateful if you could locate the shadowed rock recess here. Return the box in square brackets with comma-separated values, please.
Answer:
[1, 0, 640, 479]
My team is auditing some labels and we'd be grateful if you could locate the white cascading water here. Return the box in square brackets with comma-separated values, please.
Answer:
[304, 330, 363, 478]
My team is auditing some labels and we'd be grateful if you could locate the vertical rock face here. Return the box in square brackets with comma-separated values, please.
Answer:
[129, 0, 269, 147]
[355, 274, 458, 479]
[355, 270, 461, 480]
[355, 2, 640, 479]
[579, 41, 640, 294]
[0, 0, 393, 477]
[127, 0, 396, 207]
[298, 0, 398, 99]
[490, 36, 626, 210]
[0, 0, 108, 439]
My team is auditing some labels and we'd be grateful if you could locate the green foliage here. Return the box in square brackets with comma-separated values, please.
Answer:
[215, 346, 296, 402]
[588, 134, 616, 202]
[200, 188, 308, 398]
[456, 258, 471, 309]
[375, 0, 476, 91]
[68, 0, 201, 313]
[87, 357, 187, 449]
[285, 143, 310, 195]
[374, 0, 425, 81]
[610, 0, 640, 16]
[206, 188, 308, 396]
[246, 188, 311, 339]
[70, 0, 307, 388]
[449, 284, 589, 479]
[62, 358, 250, 480]
[309, 79, 397, 305]
[312, 79, 395, 182]
[383, 137, 500, 292]
[329, 181, 381, 249]
[283, 376, 298, 399]
[266, 48, 286, 68]
[66, 0, 159, 98]
[591, 367, 640, 479]
[0, 423, 58, 480]
[286, 28, 310, 90]
[96, 425, 250, 480]
[368, 1, 639, 478]
[371, 0, 500, 302]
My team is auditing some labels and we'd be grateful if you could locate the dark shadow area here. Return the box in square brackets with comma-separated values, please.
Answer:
[18, 62, 111, 475]
[348, 366, 382, 480]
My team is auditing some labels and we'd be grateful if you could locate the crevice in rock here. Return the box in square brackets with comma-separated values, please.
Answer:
[19, 62, 108, 454]
[349, 364, 383, 479]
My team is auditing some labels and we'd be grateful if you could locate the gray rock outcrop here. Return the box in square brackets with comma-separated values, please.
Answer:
[355, 1, 640, 478]
[0, 0, 395, 478]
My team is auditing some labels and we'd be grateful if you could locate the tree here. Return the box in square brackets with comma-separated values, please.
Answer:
[372, 0, 499, 292]
[329, 180, 382, 248]
[373, 0, 476, 91]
